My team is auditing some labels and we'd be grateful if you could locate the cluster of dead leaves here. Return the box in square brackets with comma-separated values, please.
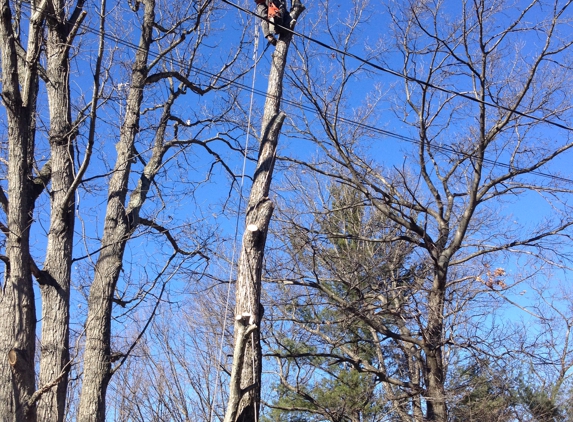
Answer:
[476, 266, 507, 289]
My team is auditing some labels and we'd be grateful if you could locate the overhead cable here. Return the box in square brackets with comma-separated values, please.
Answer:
[15, 2, 573, 185]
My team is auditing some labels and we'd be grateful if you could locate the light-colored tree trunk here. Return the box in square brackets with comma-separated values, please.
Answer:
[224, 3, 305, 421]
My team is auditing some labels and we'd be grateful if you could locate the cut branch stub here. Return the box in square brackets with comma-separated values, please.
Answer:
[223, 3, 305, 421]
[8, 348, 18, 367]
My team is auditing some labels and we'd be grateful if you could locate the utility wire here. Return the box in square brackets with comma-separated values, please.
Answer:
[16, 2, 573, 185]
[222, 0, 573, 133]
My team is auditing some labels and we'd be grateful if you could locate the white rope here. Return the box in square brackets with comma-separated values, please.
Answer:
[209, 20, 261, 422]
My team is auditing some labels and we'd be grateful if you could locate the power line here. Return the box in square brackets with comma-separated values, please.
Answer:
[222, 0, 573, 133]
[16, 1, 573, 185]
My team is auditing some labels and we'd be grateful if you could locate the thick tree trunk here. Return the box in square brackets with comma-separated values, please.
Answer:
[77, 1, 158, 419]
[0, 0, 41, 419]
[37, 10, 76, 421]
[0, 119, 36, 422]
[231, 112, 285, 422]
[224, 3, 304, 421]
[37, 149, 73, 422]
[424, 265, 448, 422]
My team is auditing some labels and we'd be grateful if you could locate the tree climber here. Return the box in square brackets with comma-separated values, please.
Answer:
[255, 0, 287, 46]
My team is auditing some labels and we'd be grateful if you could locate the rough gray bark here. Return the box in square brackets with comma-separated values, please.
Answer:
[0, 0, 43, 419]
[0, 0, 236, 419]
[0, 0, 87, 418]
[76, 1, 155, 419]
[224, 2, 305, 421]
[423, 268, 447, 420]
[77, 0, 221, 417]
[36, 2, 86, 420]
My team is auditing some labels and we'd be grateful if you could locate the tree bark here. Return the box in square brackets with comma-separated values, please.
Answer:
[0, 0, 42, 419]
[224, 3, 305, 421]
[36, 3, 83, 420]
[77, 1, 154, 419]
[424, 265, 448, 421]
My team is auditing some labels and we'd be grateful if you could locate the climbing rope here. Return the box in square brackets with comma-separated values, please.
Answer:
[209, 19, 262, 422]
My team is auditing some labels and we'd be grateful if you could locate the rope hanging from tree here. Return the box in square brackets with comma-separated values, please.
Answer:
[209, 20, 262, 422]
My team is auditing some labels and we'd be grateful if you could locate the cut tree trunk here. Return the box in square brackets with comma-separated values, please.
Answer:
[224, 2, 305, 421]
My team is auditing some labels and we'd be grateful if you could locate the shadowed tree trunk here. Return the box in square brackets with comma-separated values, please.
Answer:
[37, 1, 87, 420]
[0, 0, 43, 419]
[0, 0, 88, 418]
[76, 1, 155, 419]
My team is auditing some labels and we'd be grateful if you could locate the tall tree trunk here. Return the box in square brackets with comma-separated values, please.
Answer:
[0, 0, 42, 419]
[36, 5, 77, 420]
[77, 1, 153, 419]
[0, 97, 36, 422]
[224, 3, 305, 421]
[424, 265, 448, 421]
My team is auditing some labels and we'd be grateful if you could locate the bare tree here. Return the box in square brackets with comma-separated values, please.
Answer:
[0, 0, 250, 420]
[515, 280, 573, 420]
[36, 0, 91, 418]
[223, 1, 305, 421]
[107, 296, 229, 422]
[76, 0, 250, 419]
[0, 0, 80, 417]
[264, 0, 573, 420]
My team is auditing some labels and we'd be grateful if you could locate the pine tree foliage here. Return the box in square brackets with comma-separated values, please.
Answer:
[265, 180, 427, 421]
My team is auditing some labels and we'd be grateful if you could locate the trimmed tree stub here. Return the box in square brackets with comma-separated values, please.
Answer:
[223, 2, 305, 421]
[223, 315, 258, 422]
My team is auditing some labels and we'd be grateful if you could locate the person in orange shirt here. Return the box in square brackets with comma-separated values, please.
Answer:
[255, 0, 286, 46]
